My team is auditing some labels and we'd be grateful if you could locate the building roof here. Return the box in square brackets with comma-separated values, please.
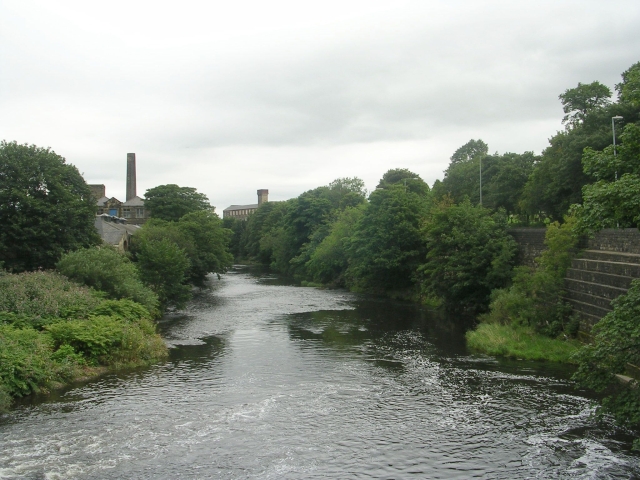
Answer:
[94, 214, 140, 245]
[122, 196, 145, 207]
[223, 203, 259, 212]
[96, 196, 109, 207]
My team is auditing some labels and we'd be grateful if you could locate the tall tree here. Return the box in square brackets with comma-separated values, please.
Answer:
[346, 181, 430, 293]
[144, 184, 212, 222]
[419, 200, 516, 313]
[559, 81, 612, 126]
[0, 141, 99, 272]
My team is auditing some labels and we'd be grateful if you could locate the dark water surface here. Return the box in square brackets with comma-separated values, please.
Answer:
[1, 266, 639, 479]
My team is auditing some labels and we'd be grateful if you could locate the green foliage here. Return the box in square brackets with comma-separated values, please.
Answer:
[617, 62, 640, 108]
[347, 182, 430, 293]
[0, 141, 100, 272]
[522, 64, 640, 220]
[305, 205, 365, 285]
[573, 279, 640, 432]
[0, 325, 56, 398]
[577, 122, 640, 232]
[223, 216, 247, 260]
[0, 271, 101, 326]
[419, 200, 516, 313]
[91, 299, 154, 332]
[134, 236, 192, 310]
[376, 168, 430, 195]
[56, 247, 159, 315]
[449, 139, 488, 165]
[132, 210, 232, 292]
[466, 323, 579, 363]
[559, 81, 612, 126]
[144, 184, 212, 222]
[237, 178, 367, 277]
[177, 210, 233, 285]
[240, 201, 287, 263]
[481, 216, 579, 337]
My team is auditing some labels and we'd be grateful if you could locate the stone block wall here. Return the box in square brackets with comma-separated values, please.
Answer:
[507, 228, 546, 267]
[583, 228, 640, 254]
[509, 227, 640, 335]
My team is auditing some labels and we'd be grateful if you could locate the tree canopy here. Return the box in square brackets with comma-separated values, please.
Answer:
[144, 184, 212, 222]
[0, 141, 99, 272]
[559, 81, 612, 126]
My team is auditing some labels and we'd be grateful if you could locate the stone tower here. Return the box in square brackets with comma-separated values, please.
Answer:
[257, 189, 269, 205]
[126, 153, 136, 201]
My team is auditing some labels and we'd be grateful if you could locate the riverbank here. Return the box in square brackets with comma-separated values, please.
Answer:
[466, 323, 580, 363]
[0, 271, 168, 412]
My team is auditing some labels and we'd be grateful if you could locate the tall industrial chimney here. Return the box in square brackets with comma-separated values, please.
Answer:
[126, 153, 136, 201]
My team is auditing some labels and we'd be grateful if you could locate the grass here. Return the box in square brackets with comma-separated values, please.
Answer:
[466, 323, 580, 363]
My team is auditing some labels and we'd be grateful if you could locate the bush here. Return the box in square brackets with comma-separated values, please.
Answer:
[0, 325, 57, 397]
[573, 279, 640, 438]
[0, 271, 101, 325]
[57, 247, 159, 315]
[45, 315, 166, 366]
[480, 216, 579, 337]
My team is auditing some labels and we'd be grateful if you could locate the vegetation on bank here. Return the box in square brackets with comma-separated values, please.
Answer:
[466, 324, 579, 363]
[0, 142, 235, 411]
[0, 271, 167, 412]
[1, 62, 640, 439]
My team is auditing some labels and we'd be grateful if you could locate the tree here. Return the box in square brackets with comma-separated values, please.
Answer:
[482, 152, 537, 215]
[134, 237, 191, 310]
[177, 210, 233, 285]
[433, 140, 488, 205]
[617, 61, 640, 108]
[346, 182, 430, 293]
[144, 184, 212, 222]
[559, 81, 612, 126]
[577, 120, 640, 231]
[449, 139, 488, 165]
[305, 205, 365, 285]
[0, 141, 99, 272]
[419, 200, 516, 313]
[376, 168, 430, 195]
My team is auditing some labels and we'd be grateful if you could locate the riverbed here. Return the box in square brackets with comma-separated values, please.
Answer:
[1, 266, 638, 479]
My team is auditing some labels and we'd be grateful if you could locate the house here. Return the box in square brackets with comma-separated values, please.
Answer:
[223, 189, 269, 220]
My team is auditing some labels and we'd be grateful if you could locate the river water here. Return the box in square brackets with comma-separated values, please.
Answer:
[1, 266, 639, 479]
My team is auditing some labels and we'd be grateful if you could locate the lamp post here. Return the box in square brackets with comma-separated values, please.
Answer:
[479, 156, 482, 206]
[612, 115, 623, 180]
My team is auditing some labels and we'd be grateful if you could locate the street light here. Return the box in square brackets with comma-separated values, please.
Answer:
[612, 115, 624, 180]
[479, 156, 482, 206]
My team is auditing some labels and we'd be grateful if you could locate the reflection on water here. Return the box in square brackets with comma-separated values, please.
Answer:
[0, 265, 639, 479]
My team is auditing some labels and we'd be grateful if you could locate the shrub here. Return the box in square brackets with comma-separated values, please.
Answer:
[573, 279, 640, 439]
[480, 215, 579, 337]
[0, 325, 56, 397]
[45, 315, 166, 366]
[57, 247, 159, 316]
[0, 271, 101, 325]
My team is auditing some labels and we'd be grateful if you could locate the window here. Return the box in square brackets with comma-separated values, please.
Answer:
[135, 207, 144, 218]
[123, 207, 131, 218]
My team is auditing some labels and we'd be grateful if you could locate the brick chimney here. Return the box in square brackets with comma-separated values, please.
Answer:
[126, 153, 136, 201]
[257, 189, 269, 205]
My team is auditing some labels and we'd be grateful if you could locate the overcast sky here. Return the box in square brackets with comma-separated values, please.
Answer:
[2, 0, 639, 211]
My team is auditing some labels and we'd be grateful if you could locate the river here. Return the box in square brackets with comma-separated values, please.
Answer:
[1, 266, 639, 479]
